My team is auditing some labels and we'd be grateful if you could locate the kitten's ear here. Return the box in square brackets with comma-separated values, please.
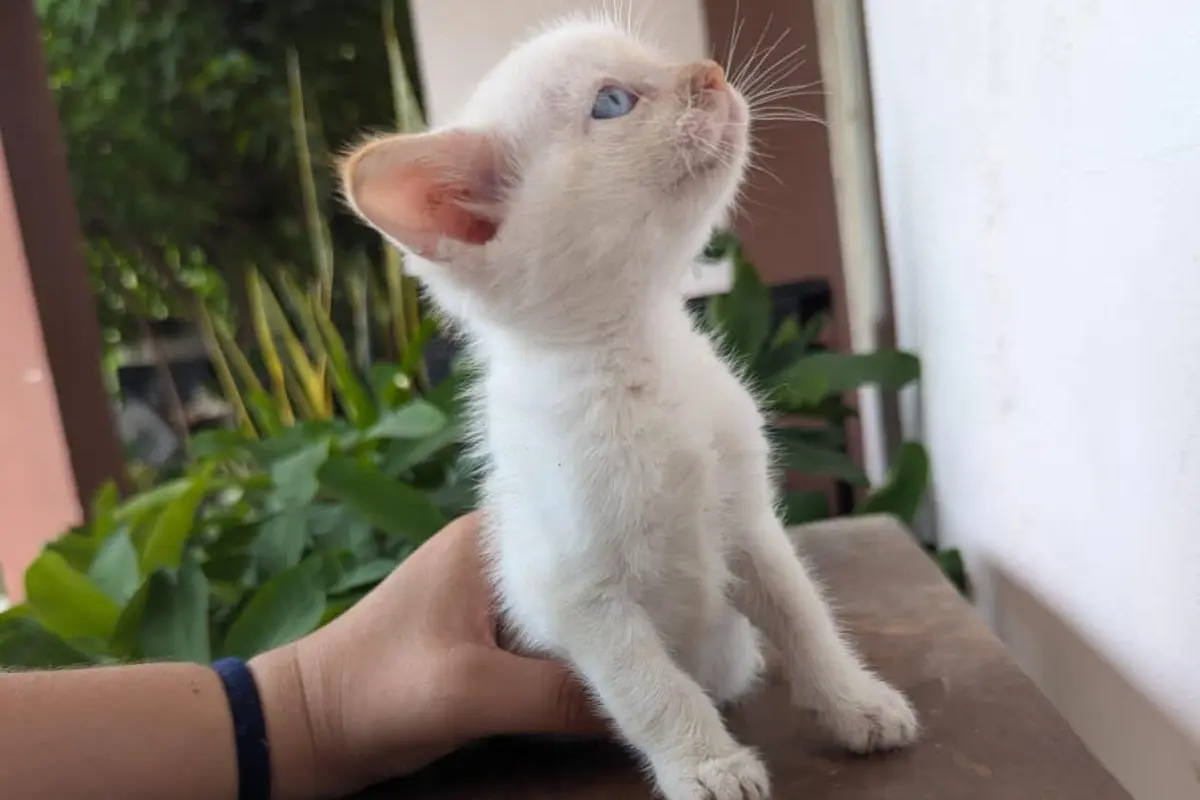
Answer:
[339, 129, 505, 259]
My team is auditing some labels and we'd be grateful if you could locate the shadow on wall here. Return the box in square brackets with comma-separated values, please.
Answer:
[984, 564, 1200, 800]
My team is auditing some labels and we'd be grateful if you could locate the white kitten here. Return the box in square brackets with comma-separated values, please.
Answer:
[339, 14, 918, 799]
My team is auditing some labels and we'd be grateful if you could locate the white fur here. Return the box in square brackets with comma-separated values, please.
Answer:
[341, 15, 918, 799]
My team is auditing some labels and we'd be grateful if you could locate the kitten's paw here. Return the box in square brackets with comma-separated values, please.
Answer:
[821, 675, 920, 753]
[658, 747, 771, 800]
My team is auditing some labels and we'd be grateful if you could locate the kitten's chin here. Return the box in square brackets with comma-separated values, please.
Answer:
[686, 124, 748, 187]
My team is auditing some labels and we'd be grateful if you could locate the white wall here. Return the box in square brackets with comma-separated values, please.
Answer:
[409, 0, 731, 298]
[864, 1, 1200, 797]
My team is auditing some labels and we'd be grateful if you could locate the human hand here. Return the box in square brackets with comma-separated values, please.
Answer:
[250, 512, 605, 798]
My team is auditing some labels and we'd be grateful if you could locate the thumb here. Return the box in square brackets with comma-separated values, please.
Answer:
[468, 650, 608, 738]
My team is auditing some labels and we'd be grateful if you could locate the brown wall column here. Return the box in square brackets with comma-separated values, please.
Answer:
[701, 0, 849, 344]
[0, 1, 127, 599]
[701, 0, 864, 490]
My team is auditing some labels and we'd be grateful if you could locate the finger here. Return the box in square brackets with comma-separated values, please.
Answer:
[464, 650, 609, 738]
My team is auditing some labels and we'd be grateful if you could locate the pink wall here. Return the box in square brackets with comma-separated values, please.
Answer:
[0, 143, 84, 600]
[0, 2, 127, 600]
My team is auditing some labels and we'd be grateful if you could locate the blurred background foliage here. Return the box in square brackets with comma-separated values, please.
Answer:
[37, 0, 422, 345]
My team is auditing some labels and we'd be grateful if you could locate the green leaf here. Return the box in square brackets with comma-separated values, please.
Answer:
[189, 428, 251, 461]
[268, 438, 329, 507]
[856, 442, 931, 524]
[205, 522, 264, 560]
[770, 417, 847, 452]
[318, 457, 446, 543]
[245, 388, 285, 437]
[318, 594, 365, 627]
[110, 579, 152, 660]
[933, 547, 969, 595]
[778, 431, 868, 485]
[400, 317, 440, 379]
[753, 312, 830, 384]
[140, 467, 213, 575]
[772, 372, 831, 410]
[771, 350, 920, 407]
[251, 509, 310, 575]
[781, 491, 831, 525]
[330, 559, 396, 594]
[769, 315, 802, 350]
[699, 229, 740, 262]
[369, 362, 412, 409]
[204, 553, 253, 592]
[25, 551, 121, 641]
[708, 253, 771, 365]
[428, 476, 479, 519]
[222, 555, 329, 659]
[138, 561, 211, 663]
[45, 529, 100, 573]
[423, 364, 468, 414]
[112, 477, 191, 526]
[795, 312, 830, 352]
[309, 507, 375, 560]
[88, 480, 122, 542]
[0, 615, 92, 668]
[312, 297, 377, 427]
[247, 421, 339, 466]
[361, 400, 446, 442]
[379, 421, 463, 476]
[88, 529, 140, 605]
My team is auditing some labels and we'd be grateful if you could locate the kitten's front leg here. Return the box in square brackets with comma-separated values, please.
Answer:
[732, 509, 920, 753]
[554, 596, 770, 800]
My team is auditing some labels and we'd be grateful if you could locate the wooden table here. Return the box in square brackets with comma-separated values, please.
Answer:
[355, 516, 1132, 799]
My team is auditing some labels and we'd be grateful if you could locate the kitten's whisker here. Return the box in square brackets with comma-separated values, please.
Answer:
[736, 25, 791, 98]
[750, 109, 827, 123]
[751, 106, 827, 119]
[744, 53, 810, 100]
[748, 63, 805, 101]
[632, 0, 653, 41]
[754, 116, 828, 129]
[731, 13, 775, 87]
[746, 43, 806, 101]
[739, 48, 816, 104]
[748, 162, 785, 186]
[740, 41, 797, 102]
[748, 94, 828, 110]
[723, 0, 746, 75]
[747, 82, 826, 105]
[747, 144, 777, 162]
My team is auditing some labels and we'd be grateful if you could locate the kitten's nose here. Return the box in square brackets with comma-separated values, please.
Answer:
[687, 59, 727, 95]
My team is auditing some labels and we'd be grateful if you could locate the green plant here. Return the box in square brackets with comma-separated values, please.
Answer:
[192, 0, 433, 441]
[37, 0, 422, 345]
[700, 232, 930, 526]
[0, 371, 473, 668]
[0, 1, 477, 670]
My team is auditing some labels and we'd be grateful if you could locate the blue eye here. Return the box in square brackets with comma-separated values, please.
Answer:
[591, 86, 638, 119]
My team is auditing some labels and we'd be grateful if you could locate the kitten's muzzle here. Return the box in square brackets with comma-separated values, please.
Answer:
[680, 60, 744, 127]
[673, 59, 748, 179]
[683, 59, 728, 106]
[687, 59, 727, 95]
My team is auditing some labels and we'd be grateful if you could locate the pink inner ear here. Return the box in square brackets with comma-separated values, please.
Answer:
[422, 178, 498, 245]
[344, 130, 500, 255]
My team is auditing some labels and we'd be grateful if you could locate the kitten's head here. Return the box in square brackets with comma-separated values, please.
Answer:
[340, 16, 749, 341]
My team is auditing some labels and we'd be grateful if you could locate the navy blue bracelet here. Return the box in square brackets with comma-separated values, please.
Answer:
[213, 657, 272, 800]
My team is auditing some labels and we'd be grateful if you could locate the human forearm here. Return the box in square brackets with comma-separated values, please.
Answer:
[0, 662, 238, 799]
[0, 514, 602, 799]
[0, 656, 325, 800]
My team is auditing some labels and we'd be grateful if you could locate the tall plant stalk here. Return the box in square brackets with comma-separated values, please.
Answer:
[286, 48, 335, 314]
[196, 4, 437, 434]
[382, 0, 431, 389]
